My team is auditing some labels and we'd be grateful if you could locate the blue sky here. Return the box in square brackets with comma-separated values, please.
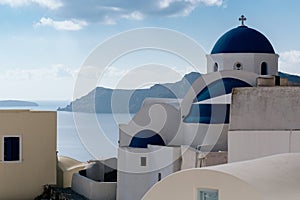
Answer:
[0, 0, 300, 100]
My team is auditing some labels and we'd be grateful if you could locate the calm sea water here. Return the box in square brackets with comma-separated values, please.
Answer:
[1, 101, 132, 161]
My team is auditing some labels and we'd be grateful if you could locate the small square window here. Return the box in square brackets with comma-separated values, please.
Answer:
[140, 157, 147, 166]
[3, 136, 21, 162]
[198, 189, 218, 200]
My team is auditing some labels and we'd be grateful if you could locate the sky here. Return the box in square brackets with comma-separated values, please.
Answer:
[0, 0, 300, 100]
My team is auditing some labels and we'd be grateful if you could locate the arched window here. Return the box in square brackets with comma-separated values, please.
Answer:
[213, 63, 218, 72]
[234, 62, 243, 70]
[261, 62, 268, 75]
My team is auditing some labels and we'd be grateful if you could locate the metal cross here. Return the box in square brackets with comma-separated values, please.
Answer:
[239, 15, 247, 26]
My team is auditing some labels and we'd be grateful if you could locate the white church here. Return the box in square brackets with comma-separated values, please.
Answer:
[115, 16, 300, 200]
[78, 16, 300, 200]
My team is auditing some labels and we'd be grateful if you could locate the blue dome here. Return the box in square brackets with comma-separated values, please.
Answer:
[211, 26, 275, 54]
[129, 130, 165, 148]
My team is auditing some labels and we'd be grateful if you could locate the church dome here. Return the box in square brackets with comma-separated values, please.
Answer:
[211, 25, 275, 54]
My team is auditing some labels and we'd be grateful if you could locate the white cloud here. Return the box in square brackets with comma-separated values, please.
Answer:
[156, 0, 223, 16]
[0, 0, 28, 7]
[101, 16, 117, 25]
[159, 0, 223, 8]
[99, 6, 123, 12]
[52, 64, 76, 78]
[158, 0, 173, 9]
[0, 65, 76, 100]
[121, 11, 144, 21]
[45, 0, 224, 25]
[279, 50, 300, 75]
[33, 0, 62, 9]
[199, 0, 223, 6]
[1, 0, 224, 27]
[35, 17, 88, 31]
[0, 64, 76, 81]
[104, 66, 129, 79]
[0, 0, 62, 9]
[157, 0, 224, 16]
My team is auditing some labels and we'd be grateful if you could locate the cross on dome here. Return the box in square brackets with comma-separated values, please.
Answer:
[239, 15, 247, 26]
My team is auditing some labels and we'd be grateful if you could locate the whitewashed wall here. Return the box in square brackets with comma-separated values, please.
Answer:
[117, 145, 181, 200]
[207, 53, 278, 75]
[229, 130, 300, 162]
[229, 87, 300, 162]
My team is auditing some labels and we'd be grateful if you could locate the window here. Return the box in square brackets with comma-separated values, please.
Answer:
[3, 136, 21, 162]
[140, 157, 147, 166]
[198, 189, 218, 200]
[261, 62, 268, 75]
[213, 63, 218, 72]
[158, 173, 162, 181]
[275, 75, 280, 86]
[234, 62, 243, 70]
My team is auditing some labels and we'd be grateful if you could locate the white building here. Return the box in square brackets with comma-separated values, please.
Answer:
[229, 86, 300, 162]
[117, 16, 285, 200]
[142, 153, 300, 200]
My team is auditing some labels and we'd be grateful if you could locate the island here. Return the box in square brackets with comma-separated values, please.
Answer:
[58, 71, 300, 113]
[0, 100, 39, 107]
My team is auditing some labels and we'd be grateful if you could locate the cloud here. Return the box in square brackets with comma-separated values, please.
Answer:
[199, 0, 223, 6]
[0, 0, 62, 9]
[0, 64, 76, 100]
[121, 11, 144, 21]
[150, 0, 224, 16]
[35, 17, 88, 31]
[158, 0, 222, 9]
[3, 0, 224, 30]
[45, 0, 224, 26]
[0, 64, 76, 81]
[279, 50, 300, 75]
[101, 16, 117, 25]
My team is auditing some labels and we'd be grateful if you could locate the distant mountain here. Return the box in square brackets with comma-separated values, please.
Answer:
[0, 100, 38, 107]
[58, 72, 201, 113]
[278, 72, 300, 85]
[58, 71, 300, 113]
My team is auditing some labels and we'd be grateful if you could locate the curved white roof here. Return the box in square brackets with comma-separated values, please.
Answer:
[143, 153, 300, 200]
[58, 156, 90, 172]
[209, 153, 300, 200]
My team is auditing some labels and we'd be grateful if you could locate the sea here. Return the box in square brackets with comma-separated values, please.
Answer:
[1, 101, 132, 162]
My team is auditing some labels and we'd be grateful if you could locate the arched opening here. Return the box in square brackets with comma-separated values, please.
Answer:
[213, 63, 218, 72]
[261, 62, 268, 75]
[129, 130, 165, 148]
[234, 62, 243, 70]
